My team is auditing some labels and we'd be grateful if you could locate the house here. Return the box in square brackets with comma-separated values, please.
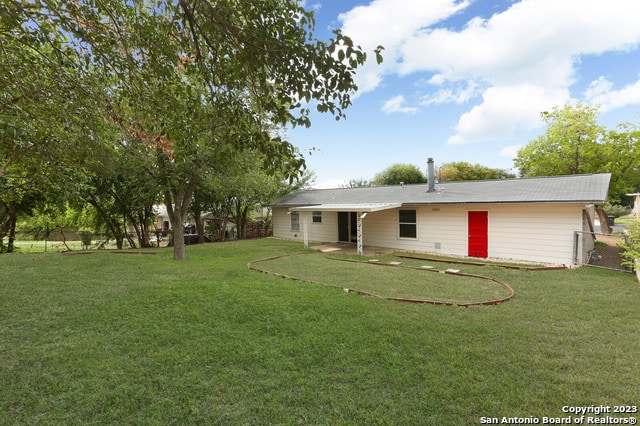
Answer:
[270, 160, 611, 265]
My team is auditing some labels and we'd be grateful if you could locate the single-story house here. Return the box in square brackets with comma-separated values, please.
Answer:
[270, 166, 611, 266]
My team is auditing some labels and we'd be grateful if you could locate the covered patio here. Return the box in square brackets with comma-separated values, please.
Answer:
[289, 203, 401, 256]
[309, 242, 396, 256]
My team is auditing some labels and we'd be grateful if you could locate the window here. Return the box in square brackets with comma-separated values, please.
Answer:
[291, 211, 300, 231]
[312, 211, 322, 223]
[399, 209, 417, 238]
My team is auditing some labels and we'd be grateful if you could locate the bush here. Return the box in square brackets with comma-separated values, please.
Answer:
[620, 220, 640, 269]
[603, 204, 632, 218]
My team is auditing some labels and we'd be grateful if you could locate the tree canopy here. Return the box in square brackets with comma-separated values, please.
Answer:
[372, 164, 426, 186]
[438, 162, 515, 182]
[514, 104, 604, 177]
[515, 104, 640, 204]
[1, 0, 382, 259]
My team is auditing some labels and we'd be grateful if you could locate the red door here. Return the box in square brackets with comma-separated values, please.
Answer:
[468, 211, 488, 258]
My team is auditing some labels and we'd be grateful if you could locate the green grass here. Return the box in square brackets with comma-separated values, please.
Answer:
[1, 239, 639, 425]
[6, 239, 121, 252]
[252, 253, 512, 305]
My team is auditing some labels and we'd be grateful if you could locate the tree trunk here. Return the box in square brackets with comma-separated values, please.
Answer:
[123, 213, 136, 248]
[0, 203, 10, 251]
[115, 234, 124, 250]
[218, 215, 229, 241]
[171, 215, 186, 260]
[6, 204, 18, 253]
[140, 206, 153, 248]
[263, 208, 272, 236]
[218, 201, 232, 241]
[87, 199, 125, 249]
[233, 199, 249, 240]
[165, 181, 196, 261]
[595, 207, 612, 234]
[58, 227, 72, 251]
[238, 205, 249, 239]
[130, 207, 153, 248]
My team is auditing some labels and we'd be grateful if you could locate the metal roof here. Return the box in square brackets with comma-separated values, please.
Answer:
[273, 173, 611, 207]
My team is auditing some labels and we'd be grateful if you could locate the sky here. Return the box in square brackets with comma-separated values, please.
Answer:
[289, 0, 640, 188]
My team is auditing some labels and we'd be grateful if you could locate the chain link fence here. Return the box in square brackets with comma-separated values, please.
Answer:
[574, 231, 631, 272]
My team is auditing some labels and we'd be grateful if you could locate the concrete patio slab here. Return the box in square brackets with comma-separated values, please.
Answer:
[310, 243, 396, 256]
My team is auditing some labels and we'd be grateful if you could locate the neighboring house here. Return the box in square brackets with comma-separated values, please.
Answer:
[270, 168, 611, 266]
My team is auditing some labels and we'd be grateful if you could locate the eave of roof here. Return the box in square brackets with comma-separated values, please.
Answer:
[271, 173, 612, 207]
[289, 203, 402, 212]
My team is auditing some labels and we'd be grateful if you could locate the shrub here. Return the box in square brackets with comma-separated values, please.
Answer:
[603, 204, 632, 218]
[619, 220, 640, 269]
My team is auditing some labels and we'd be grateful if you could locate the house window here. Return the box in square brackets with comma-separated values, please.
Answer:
[399, 209, 417, 238]
[312, 211, 322, 223]
[291, 211, 300, 231]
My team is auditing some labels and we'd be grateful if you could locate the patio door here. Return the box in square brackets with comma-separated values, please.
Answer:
[468, 211, 488, 258]
[338, 212, 357, 243]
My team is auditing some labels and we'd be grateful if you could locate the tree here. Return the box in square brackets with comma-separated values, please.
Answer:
[373, 164, 426, 186]
[620, 219, 640, 270]
[189, 153, 314, 243]
[343, 178, 373, 188]
[81, 142, 161, 249]
[514, 104, 604, 177]
[513, 103, 640, 234]
[0, 165, 44, 252]
[0, 5, 131, 251]
[438, 162, 515, 182]
[600, 123, 640, 204]
[4, 0, 379, 260]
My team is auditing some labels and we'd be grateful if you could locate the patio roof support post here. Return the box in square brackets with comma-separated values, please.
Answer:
[357, 211, 364, 256]
[303, 211, 309, 248]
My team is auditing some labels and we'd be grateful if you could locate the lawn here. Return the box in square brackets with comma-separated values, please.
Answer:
[1, 239, 639, 425]
[251, 253, 514, 305]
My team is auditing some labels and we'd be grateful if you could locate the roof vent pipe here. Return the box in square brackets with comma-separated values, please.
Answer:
[427, 158, 435, 192]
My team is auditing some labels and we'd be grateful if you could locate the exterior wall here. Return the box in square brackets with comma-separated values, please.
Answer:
[272, 203, 585, 265]
[272, 208, 338, 243]
[484, 204, 582, 265]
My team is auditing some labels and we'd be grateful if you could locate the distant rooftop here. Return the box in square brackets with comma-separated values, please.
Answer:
[273, 173, 611, 207]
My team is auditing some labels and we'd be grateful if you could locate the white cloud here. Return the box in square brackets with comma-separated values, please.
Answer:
[298, 1, 321, 12]
[500, 145, 522, 159]
[313, 178, 348, 189]
[382, 95, 418, 115]
[421, 80, 480, 105]
[584, 76, 640, 112]
[447, 84, 566, 144]
[339, 0, 640, 144]
[338, 0, 470, 93]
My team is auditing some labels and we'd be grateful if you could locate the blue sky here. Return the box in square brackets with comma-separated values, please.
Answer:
[289, 0, 640, 188]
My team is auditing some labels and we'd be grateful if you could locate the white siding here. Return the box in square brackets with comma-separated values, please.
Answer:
[486, 204, 583, 265]
[272, 207, 338, 243]
[362, 207, 468, 255]
[272, 203, 585, 265]
[272, 207, 300, 241]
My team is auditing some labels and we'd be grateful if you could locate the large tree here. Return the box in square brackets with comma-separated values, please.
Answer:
[514, 104, 604, 176]
[600, 123, 640, 203]
[3, 1, 380, 260]
[514, 104, 640, 233]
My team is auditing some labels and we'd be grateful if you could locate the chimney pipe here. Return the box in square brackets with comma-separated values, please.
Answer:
[427, 158, 435, 192]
